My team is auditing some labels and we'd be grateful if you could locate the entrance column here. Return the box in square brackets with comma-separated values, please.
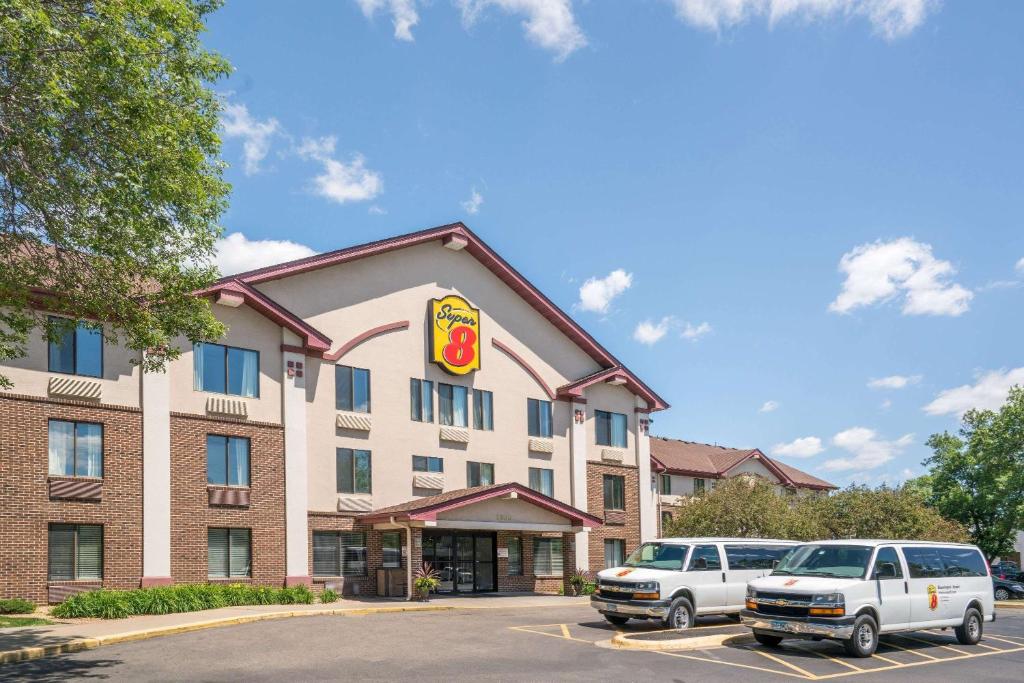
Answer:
[569, 399, 589, 571]
[635, 399, 656, 542]
[141, 356, 172, 586]
[283, 347, 311, 586]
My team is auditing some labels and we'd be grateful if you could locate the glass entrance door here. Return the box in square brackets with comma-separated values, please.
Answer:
[422, 531, 497, 593]
[474, 535, 495, 591]
[456, 536, 475, 592]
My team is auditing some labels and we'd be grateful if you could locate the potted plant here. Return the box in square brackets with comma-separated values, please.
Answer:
[568, 569, 591, 597]
[413, 563, 440, 601]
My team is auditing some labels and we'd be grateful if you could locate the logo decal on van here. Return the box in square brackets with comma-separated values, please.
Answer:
[784, 579, 799, 587]
[927, 584, 939, 611]
[616, 569, 634, 577]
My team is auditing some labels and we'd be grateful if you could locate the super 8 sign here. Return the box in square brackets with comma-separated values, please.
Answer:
[429, 295, 481, 375]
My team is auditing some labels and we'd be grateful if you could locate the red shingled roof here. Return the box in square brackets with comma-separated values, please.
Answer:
[650, 437, 835, 490]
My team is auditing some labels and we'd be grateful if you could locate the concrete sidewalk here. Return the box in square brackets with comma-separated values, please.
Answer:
[0, 594, 590, 665]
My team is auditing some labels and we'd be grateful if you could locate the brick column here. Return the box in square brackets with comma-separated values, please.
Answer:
[569, 400, 589, 570]
[141, 358, 172, 587]
[283, 348, 311, 586]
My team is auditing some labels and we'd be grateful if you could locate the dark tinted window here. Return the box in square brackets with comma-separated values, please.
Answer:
[725, 545, 788, 570]
[938, 548, 987, 577]
[688, 545, 722, 571]
[902, 547, 945, 578]
[871, 547, 904, 579]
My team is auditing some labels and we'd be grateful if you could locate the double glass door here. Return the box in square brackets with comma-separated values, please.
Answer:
[423, 532, 495, 593]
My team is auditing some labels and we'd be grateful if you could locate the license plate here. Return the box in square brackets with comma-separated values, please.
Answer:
[605, 603, 618, 612]
[771, 620, 791, 632]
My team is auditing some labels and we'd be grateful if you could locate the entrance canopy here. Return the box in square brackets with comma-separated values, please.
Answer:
[362, 483, 603, 532]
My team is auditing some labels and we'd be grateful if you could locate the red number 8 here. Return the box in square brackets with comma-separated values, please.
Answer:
[443, 325, 477, 367]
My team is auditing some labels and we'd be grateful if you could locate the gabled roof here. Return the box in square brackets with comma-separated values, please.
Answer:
[557, 365, 668, 412]
[650, 437, 836, 490]
[361, 482, 603, 527]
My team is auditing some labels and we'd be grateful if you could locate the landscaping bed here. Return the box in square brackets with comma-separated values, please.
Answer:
[51, 583, 317, 619]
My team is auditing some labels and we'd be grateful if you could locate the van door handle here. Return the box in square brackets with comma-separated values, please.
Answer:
[904, 581, 908, 594]
[722, 572, 726, 583]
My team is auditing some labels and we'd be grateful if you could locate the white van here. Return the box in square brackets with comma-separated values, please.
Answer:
[590, 537, 798, 629]
[742, 540, 995, 657]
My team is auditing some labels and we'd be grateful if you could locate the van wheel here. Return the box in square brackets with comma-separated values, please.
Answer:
[604, 614, 630, 626]
[994, 587, 1010, 601]
[842, 614, 878, 658]
[954, 607, 983, 645]
[663, 597, 694, 630]
[725, 613, 742, 622]
[753, 631, 783, 647]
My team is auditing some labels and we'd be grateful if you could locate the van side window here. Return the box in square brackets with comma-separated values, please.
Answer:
[902, 547, 945, 578]
[724, 545, 784, 570]
[688, 545, 722, 571]
[938, 548, 987, 577]
[871, 547, 903, 579]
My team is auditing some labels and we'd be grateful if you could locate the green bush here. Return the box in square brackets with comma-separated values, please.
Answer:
[0, 598, 36, 614]
[319, 588, 339, 604]
[51, 582, 314, 619]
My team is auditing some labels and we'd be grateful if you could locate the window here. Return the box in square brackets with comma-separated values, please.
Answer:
[659, 474, 672, 495]
[206, 435, 250, 487]
[439, 383, 468, 427]
[337, 448, 372, 494]
[382, 531, 402, 568]
[412, 455, 444, 472]
[872, 547, 904, 579]
[603, 474, 625, 510]
[533, 537, 563, 576]
[507, 537, 522, 576]
[193, 342, 259, 397]
[410, 379, 433, 422]
[528, 467, 554, 497]
[624, 542, 687, 570]
[312, 531, 367, 577]
[938, 547, 987, 577]
[595, 410, 627, 448]
[604, 539, 626, 568]
[902, 547, 946, 579]
[467, 461, 494, 487]
[336, 365, 371, 413]
[661, 511, 673, 530]
[693, 478, 705, 496]
[527, 399, 552, 438]
[48, 524, 102, 581]
[207, 528, 251, 578]
[689, 544, 723, 571]
[473, 389, 494, 430]
[48, 419, 102, 478]
[48, 316, 102, 377]
[723, 545, 788, 570]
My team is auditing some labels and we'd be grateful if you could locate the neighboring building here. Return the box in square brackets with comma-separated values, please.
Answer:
[0, 223, 670, 603]
[651, 438, 836, 535]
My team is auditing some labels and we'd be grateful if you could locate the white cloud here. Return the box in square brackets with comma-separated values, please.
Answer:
[462, 189, 484, 215]
[828, 237, 973, 317]
[457, 0, 587, 61]
[368, 205, 387, 215]
[669, 0, 935, 40]
[867, 374, 921, 390]
[296, 136, 383, 204]
[759, 400, 780, 413]
[577, 269, 632, 313]
[923, 367, 1024, 417]
[822, 427, 914, 472]
[880, 398, 892, 410]
[681, 321, 712, 341]
[771, 436, 823, 458]
[214, 232, 318, 276]
[220, 102, 281, 175]
[633, 317, 673, 345]
[356, 0, 420, 41]
[1016, 257, 1024, 273]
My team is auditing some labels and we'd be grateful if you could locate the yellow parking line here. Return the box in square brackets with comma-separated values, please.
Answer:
[560, 624, 571, 639]
[507, 625, 590, 644]
[811, 644, 1024, 680]
[747, 647, 818, 678]
[651, 649, 812, 680]
[869, 652, 901, 665]
[982, 634, 1024, 646]
[973, 641, 1001, 651]
[789, 644, 864, 671]
[878, 639, 939, 660]
[891, 633, 969, 655]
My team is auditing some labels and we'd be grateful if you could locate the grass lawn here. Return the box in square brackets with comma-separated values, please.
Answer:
[0, 616, 52, 628]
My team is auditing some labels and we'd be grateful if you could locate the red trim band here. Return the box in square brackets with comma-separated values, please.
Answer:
[491, 339, 557, 400]
[324, 321, 410, 361]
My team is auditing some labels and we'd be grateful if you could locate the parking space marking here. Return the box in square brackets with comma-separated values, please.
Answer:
[746, 646, 818, 678]
[559, 624, 571, 639]
[981, 634, 1024, 646]
[811, 643, 1024, 681]
[877, 639, 940, 659]
[867, 652, 901, 665]
[789, 644, 864, 671]
[507, 624, 592, 644]
[650, 648, 811, 679]
[891, 633, 969, 655]
[973, 641, 1001, 651]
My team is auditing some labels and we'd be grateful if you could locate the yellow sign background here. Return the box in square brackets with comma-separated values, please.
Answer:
[430, 295, 481, 375]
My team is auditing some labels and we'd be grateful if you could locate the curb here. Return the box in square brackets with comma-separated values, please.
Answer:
[996, 601, 1024, 609]
[609, 630, 754, 652]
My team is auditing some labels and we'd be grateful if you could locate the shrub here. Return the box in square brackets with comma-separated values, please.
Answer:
[319, 588, 339, 604]
[0, 598, 36, 614]
[51, 583, 315, 619]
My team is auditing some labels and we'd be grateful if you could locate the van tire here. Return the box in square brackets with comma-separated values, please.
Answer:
[954, 607, 983, 645]
[663, 597, 695, 630]
[753, 631, 783, 647]
[604, 615, 630, 626]
[842, 614, 878, 658]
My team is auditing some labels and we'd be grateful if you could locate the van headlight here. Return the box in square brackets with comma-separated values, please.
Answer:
[809, 593, 845, 616]
[634, 581, 659, 592]
[811, 593, 844, 605]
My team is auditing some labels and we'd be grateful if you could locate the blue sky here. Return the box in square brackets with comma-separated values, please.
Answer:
[205, 1, 1024, 487]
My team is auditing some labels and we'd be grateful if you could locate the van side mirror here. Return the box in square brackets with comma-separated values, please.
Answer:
[693, 557, 708, 570]
[771, 560, 780, 569]
[873, 562, 897, 579]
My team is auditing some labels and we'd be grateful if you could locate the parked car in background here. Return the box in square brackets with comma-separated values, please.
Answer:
[591, 538, 797, 629]
[993, 575, 1024, 601]
[991, 561, 1020, 580]
[742, 540, 994, 657]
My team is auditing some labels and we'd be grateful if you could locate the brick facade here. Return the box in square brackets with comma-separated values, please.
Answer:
[169, 413, 287, 586]
[586, 462, 641, 573]
[0, 394, 143, 603]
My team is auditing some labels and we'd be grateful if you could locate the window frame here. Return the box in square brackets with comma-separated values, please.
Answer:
[527, 398, 553, 438]
[336, 365, 371, 413]
[47, 316, 103, 378]
[47, 523, 103, 581]
[693, 478, 706, 496]
[410, 378, 434, 422]
[337, 448, 372, 494]
[901, 546, 946, 579]
[312, 531, 367, 577]
[412, 455, 444, 472]
[473, 389, 494, 431]
[659, 474, 672, 495]
[381, 531, 402, 569]
[604, 539, 626, 569]
[871, 546, 905, 580]
[595, 410, 628, 448]
[205, 434, 251, 487]
[507, 537, 523, 576]
[207, 527, 251, 579]
[688, 544, 724, 571]
[47, 418, 104, 479]
[467, 461, 495, 487]
[533, 537, 564, 577]
[603, 474, 625, 511]
[528, 467, 555, 497]
[193, 342, 261, 398]
[438, 383, 469, 427]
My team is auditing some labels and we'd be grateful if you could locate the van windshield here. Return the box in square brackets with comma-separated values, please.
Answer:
[623, 543, 689, 570]
[773, 545, 873, 579]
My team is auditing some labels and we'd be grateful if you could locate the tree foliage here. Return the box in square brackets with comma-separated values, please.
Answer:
[0, 0, 230, 387]
[924, 386, 1024, 561]
[664, 477, 969, 544]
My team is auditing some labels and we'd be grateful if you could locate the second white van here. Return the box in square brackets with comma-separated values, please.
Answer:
[591, 537, 797, 629]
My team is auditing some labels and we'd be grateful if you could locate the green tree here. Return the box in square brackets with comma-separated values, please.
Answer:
[0, 0, 230, 387]
[665, 477, 811, 540]
[924, 386, 1024, 561]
